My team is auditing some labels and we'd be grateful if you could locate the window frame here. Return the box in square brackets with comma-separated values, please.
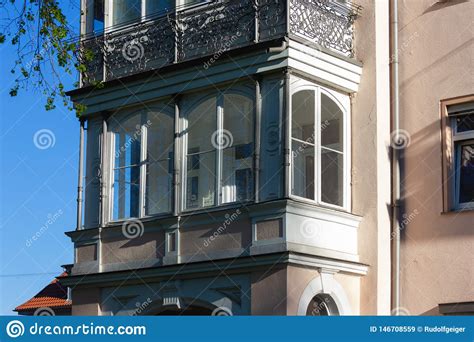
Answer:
[289, 81, 351, 211]
[181, 89, 256, 213]
[441, 95, 474, 212]
[452, 118, 474, 210]
[107, 108, 174, 223]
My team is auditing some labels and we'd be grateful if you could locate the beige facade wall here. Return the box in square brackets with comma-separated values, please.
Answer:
[351, 0, 391, 315]
[286, 265, 361, 315]
[250, 267, 287, 315]
[398, 0, 474, 315]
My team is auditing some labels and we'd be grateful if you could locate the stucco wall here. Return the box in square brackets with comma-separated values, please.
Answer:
[250, 267, 287, 315]
[286, 265, 361, 315]
[351, 0, 391, 314]
[72, 287, 101, 316]
[398, 0, 474, 315]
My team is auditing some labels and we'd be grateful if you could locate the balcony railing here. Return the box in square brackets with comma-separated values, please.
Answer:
[79, 0, 360, 87]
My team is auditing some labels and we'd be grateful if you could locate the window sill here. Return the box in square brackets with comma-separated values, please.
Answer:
[441, 206, 474, 215]
[289, 195, 350, 215]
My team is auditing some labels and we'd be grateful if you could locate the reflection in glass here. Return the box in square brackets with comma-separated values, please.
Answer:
[459, 143, 474, 204]
[222, 94, 254, 203]
[112, 120, 141, 220]
[292, 141, 315, 200]
[321, 148, 343, 206]
[292, 90, 315, 143]
[113, 0, 142, 26]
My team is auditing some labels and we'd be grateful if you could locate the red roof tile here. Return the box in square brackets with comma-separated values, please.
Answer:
[14, 273, 72, 312]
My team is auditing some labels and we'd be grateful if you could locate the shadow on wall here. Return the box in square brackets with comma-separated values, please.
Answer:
[396, 120, 473, 241]
[423, 0, 470, 15]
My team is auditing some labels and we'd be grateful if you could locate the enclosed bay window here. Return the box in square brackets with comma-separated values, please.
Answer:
[109, 108, 174, 221]
[110, 0, 174, 26]
[184, 92, 254, 210]
[291, 86, 348, 209]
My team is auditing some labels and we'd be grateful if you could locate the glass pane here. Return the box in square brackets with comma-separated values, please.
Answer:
[145, 159, 173, 215]
[222, 144, 253, 203]
[146, 0, 174, 16]
[113, 166, 140, 220]
[187, 97, 217, 153]
[292, 90, 315, 143]
[111, 112, 142, 220]
[291, 140, 315, 199]
[321, 93, 343, 152]
[456, 115, 474, 133]
[185, 151, 216, 209]
[321, 148, 343, 206]
[459, 143, 474, 204]
[93, 0, 104, 32]
[113, 0, 142, 26]
[114, 132, 141, 169]
[223, 94, 253, 146]
[222, 94, 254, 203]
[147, 111, 174, 162]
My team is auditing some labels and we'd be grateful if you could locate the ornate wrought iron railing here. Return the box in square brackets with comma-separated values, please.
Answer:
[79, 0, 359, 87]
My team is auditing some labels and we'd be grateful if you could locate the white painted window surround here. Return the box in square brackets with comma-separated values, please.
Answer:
[290, 76, 351, 212]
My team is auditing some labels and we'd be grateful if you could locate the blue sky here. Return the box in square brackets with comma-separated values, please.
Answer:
[0, 1, 80, 315]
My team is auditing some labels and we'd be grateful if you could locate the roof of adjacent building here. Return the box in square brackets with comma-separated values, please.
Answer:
[14, 272, 71, 313]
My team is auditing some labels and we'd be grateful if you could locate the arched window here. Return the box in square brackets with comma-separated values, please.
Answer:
[109, 108, 174, 221]
[185, 92, 254, 210]
[291, 87, 347, 208]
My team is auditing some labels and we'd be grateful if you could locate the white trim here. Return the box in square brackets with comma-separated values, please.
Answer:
[287, 40, 362, 93]
[297, 272, 353, 316]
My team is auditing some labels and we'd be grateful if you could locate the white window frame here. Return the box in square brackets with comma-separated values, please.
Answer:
[107, 109, 174, 223]
[289, 78, 351, 211]
[451, 116, 474, 210]
[181, 90, 255, 212]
